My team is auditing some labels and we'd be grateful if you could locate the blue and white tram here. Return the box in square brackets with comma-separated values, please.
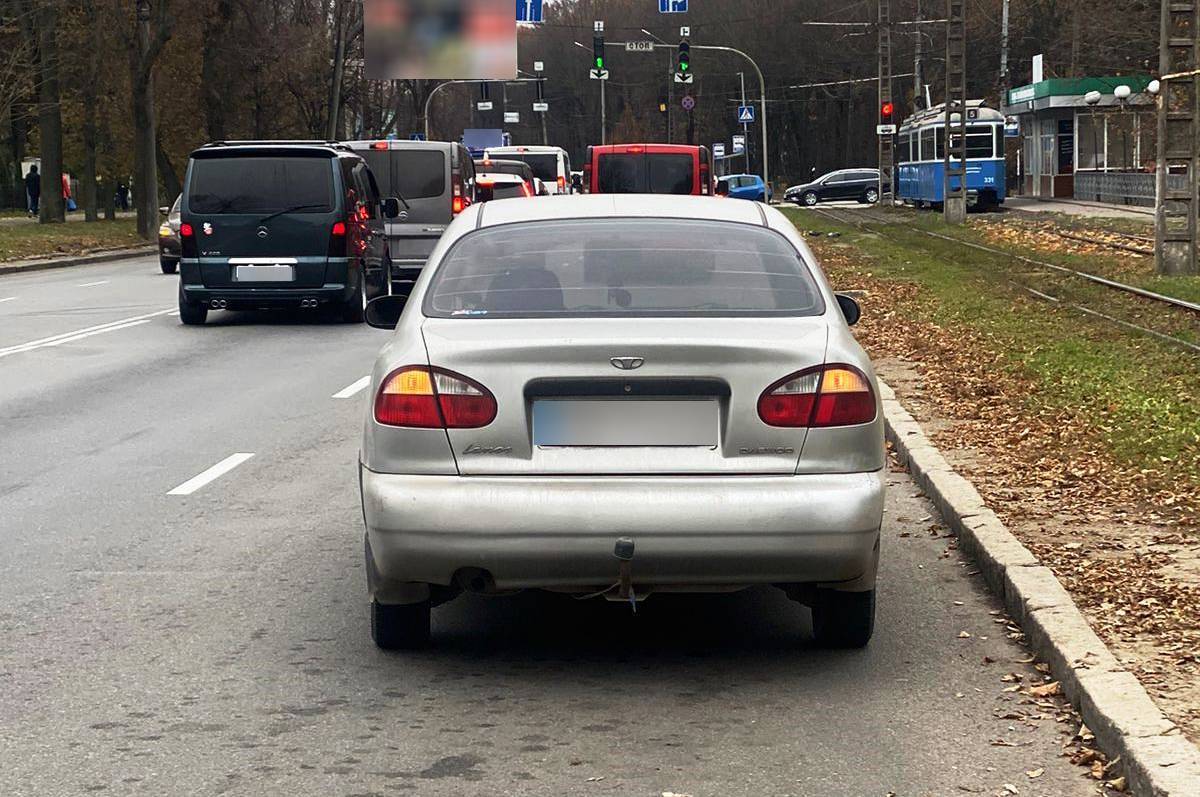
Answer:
[896, 101, 1006, 210]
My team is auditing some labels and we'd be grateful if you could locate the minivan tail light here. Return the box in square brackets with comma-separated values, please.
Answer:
[180, 222, 194, 237]
[331, 221, 347, 237]
[452, 196, 465, 214]
[371, 141, 388, 150]
[375, 366, 496, 429]
[557, 175, 565, 192]
[700, 162, 711, 195]
[757, 365, 875, 428]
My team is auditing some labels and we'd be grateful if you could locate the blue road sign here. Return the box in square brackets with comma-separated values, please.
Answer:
[410, 133, 427, 141]
[659, 0, 688, 12]
[737, 105, 755, 123]
[517, 0, 543, 23]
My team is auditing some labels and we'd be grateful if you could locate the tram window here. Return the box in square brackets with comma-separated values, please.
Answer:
[920, 128, 935, 161]
[934, 128, 946, 160]
[966, 125, 995, 158]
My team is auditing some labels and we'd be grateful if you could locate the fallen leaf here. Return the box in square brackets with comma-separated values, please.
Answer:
[1003, 784, 1019, 794]
[1028, 681, 1061, 697]
[959, 631, 972, 639]
[1025, 768, 1044, 778]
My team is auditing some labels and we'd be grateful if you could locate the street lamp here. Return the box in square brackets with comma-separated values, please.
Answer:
[1114, 84, 1132, 170]
[1084, 90, 1102, 175]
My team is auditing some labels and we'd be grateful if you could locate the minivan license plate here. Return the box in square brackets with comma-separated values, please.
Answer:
[533, 399, 717, 447]
[234, 264, 294, 282]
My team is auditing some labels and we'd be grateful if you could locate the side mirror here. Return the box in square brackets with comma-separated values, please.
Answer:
[381, 197, 402, 219]
[365, 294, 408, 330]
[159, 206, 169, 215]
[836, 294, 862, 326]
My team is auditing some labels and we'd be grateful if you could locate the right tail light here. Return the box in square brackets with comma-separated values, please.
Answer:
[375, 366, 496, 429]
[757, 365, 876, 428]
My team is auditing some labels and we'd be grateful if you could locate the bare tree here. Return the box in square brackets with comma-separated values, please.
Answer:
[127, 0, 172, 238]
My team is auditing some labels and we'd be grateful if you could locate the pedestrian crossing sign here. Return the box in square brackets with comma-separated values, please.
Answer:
[737, 105, 755, 124]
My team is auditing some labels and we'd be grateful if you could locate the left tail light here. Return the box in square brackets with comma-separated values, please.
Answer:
[557, 175, 566, 192]
[757, 365, 876, 428]
[180, 222, 194, 237]
[374, 366, 497, 429]
[452, 173, 465, 214]
[700, 162, 711, 195]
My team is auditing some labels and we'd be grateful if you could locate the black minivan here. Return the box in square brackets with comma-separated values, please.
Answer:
[178, 142, 400, 325]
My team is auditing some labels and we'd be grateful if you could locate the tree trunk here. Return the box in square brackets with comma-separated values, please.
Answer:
[103, 173, 116, 221]
[326, 4, 348, 141]
[81, 0, 100, 222]
[128, 1, 172, 240]
[35, 0, 65, 224]
[200, 0, 234, 141]
[156, 133, 181, 202]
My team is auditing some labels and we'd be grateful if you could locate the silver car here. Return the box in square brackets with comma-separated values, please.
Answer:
[359, 195, 885, 650]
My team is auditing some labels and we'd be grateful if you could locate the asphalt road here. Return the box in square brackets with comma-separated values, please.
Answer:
[1, 254, 1098, 797]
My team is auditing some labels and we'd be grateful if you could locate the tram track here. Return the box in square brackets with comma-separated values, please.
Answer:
[807, 205, 1200, 355]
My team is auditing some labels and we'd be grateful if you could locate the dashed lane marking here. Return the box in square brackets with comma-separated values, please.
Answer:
[332, 375, 371, 399]
[167, 453, 256, 496]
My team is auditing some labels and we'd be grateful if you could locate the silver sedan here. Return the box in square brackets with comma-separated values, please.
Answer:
[358, 195, 885, 650]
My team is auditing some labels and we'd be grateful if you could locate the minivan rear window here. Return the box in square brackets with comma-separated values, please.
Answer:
[508, 154, 558, 182]
[360, 149, 445, 200]
[189, 156, 333, 214]
[597, 154, 693, 194]
[425, 218, 825, 318]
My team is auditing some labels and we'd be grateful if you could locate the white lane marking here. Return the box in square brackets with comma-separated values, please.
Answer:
[43, 319, 150, 348]
[78, 280, 110, 288]
[332, 375, 371, 399]
[0, 297, 16, 303]
[167, 453, 255, 496]
[0, 308, 173, 359]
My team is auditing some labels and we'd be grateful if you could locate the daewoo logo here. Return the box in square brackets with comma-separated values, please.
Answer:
[610, 357, 645, 371]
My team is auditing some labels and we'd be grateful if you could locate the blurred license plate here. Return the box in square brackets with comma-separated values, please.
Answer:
[234, 264, 294, 282]
[533, 399, 717, 447]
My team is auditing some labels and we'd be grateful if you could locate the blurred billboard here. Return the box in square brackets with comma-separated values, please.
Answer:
[364, 0, 517, 80]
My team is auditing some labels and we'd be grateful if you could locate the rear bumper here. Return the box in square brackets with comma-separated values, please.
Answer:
[361, 468, 884, 597]
[180, 283, 352, 309]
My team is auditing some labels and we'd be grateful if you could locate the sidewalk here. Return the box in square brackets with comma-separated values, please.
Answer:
[0, 210, 137, 226]
[1005, 196, 1153, 221]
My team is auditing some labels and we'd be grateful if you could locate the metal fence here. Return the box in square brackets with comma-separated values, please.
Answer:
[1074, 170, 1189, 207]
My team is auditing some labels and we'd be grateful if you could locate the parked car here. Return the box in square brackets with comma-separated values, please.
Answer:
[484, 145, 572, 194]
[583, 144, 714, 195]
[358, 194, 885, 651]
[785, 169, 887, 206]
[178, 141, 399, 325]
[474, 172, 535, 202]
[158, 195, 181, 274]
[717, 173, 769, 202]
[343, 139, 476, 291]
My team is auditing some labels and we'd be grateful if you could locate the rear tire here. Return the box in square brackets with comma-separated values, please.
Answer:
[178, 283, 207, 326]
[341, 271, 367, 324]
[802, 191, 819, 206]
[811, 588, 875, 648]
[371, 599, 431, 650]
[863, 188, 880, 204]
[160, 258, 178, 275]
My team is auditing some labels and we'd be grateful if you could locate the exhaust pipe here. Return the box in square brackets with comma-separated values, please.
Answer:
[210, 298, 227, 309]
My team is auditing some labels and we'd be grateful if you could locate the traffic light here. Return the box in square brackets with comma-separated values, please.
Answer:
[678, 41, 691, 74]
[880, 101, 894, 126]
[593, 33, 605, 71]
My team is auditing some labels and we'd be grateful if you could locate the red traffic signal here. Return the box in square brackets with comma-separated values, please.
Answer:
[880, 101, 895, 124]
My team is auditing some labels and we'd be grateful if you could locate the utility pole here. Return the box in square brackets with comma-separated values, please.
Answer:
[943, 0, 967, 223]
[913, 0, 923, 111]
[999, 0, 1010, 98]
[740, 71, 750, 172]
[878, 0, 894, 204]
[1155, 0, 1199, 275]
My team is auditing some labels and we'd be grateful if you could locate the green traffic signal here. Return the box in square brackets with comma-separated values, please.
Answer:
[595, 57, 604, 69]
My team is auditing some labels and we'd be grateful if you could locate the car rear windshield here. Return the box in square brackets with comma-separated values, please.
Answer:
[477, 182, 528, 202]
[188, 156, 333, 214]
[596, 154, 694, 194]
[359, 148, 445, 200]
[507, 153, 558, 182]
[424, 218, 825, 318]
[479, 161, 530, 178]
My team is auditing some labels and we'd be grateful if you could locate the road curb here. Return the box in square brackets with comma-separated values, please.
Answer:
[0, 247, 155, 277]
[878, 379, 1200, 797]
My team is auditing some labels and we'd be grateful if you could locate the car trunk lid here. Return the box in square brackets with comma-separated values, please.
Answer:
[421, 317, 828, 475]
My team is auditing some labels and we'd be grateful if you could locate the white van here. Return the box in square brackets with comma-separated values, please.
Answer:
[483, 145, 572, 195]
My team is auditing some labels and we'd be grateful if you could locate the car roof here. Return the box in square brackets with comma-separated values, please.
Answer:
[472, 194, 764, 228]
[590, 144, 706, 154]
[342, 139, 457, 151]
[720, 173, 758, 179]
[485, 145, 567, 153]
[476, 172, 527, 183]
[191, 142, 351, 159]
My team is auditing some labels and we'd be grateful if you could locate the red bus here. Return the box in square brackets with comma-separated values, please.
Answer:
[583, 144, 714, 196]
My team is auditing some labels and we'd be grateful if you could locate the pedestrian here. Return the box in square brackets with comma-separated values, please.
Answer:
[116, 182, 130, 211]
[25, 164, 41, 216]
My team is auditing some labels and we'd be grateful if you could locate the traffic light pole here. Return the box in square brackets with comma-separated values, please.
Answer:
[423, 77, 544, 140]
[688, 44, 769, 194]
[878, 0, 894, 205]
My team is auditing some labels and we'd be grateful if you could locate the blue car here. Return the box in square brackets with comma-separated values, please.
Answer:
[717, 173, 770, 202]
